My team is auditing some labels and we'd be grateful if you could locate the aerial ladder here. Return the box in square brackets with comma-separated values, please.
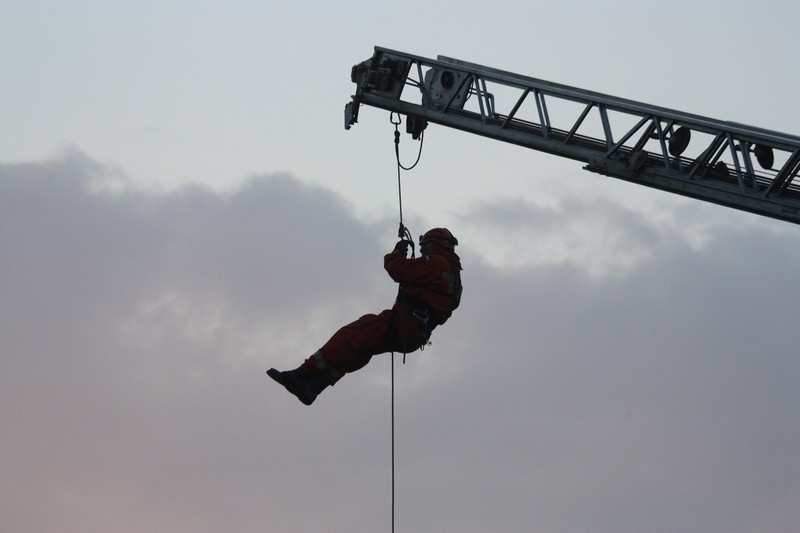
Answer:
[345, 47, 800, 225]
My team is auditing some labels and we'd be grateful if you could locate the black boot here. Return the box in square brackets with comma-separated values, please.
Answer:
[267, 368, 329, 406]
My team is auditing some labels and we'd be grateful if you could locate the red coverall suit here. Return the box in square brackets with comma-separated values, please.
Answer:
[267, 228, 462, 405]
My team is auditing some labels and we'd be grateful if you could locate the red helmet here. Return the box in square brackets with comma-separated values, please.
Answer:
[419, 227, 458, 249]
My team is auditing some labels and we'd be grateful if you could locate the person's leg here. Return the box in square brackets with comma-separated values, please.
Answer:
[300, 310, 394, 382]
[268, 307, 427, 404]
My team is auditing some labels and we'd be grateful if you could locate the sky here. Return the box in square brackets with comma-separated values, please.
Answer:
[2, 1, 799, 532]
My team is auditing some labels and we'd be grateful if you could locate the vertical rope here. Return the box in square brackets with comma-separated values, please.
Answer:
[388, 112, 423, 533]
[396, 138, 405, 230]
[390, 113, 403, 533]
[391, 353, 395, 533]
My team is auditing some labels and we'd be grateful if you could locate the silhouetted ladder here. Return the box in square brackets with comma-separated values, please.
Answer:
[345, 46, 800, 225]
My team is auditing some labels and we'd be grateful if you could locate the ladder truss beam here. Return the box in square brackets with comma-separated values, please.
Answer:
[345, 47, 800, 225]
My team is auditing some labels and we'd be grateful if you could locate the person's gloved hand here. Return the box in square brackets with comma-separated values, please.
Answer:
[393, 239, 411, 256]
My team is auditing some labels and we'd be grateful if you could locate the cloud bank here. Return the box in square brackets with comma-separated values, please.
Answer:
[1, 152, 797, 532]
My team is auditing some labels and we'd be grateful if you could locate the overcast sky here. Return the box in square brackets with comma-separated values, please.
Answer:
[2, 2, 799, 532]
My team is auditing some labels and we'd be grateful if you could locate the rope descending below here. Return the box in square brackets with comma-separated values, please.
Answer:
[388, 111, 424, 533]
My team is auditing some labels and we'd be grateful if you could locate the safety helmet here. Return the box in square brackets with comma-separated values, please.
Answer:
[419, 227, 458, 249]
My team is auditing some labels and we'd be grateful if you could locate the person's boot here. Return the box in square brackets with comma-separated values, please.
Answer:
[267, 367, 329, 406]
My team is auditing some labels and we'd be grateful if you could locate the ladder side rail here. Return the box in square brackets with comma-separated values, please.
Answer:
[355, 90, 800, 224]
[369, 46, 800, 150]
[426, 49, 800, 148]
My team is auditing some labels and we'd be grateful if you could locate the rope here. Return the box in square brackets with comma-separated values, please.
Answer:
[392, 112, 425, 172]
[392, 113, 418, 251]
[388, 112, 424, 533]
[391, 353, 396, 533]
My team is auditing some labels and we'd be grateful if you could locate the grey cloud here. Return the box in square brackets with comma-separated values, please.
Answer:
[458, 194, 667, 276]
[0, 152, 388, 531]
[1, 153, 798, 532]
[394, 219, 800, 532]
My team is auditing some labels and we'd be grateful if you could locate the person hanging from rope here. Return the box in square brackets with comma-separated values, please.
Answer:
[267, 227, 463, 405]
